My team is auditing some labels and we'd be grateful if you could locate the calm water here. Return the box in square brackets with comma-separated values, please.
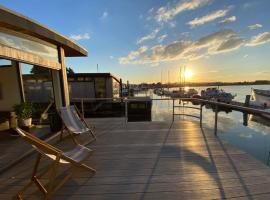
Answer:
[137, 85, 270, 165]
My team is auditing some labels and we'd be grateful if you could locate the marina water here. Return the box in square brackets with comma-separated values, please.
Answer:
[137, 85, 270, 165]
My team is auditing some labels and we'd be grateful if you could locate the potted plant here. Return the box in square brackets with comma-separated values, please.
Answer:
[13, 102, 35, 127]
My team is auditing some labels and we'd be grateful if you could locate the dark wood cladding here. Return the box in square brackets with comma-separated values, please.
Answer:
[0, 6, 88, 57]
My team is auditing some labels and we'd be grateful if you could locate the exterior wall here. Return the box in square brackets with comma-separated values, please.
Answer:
[0, 64, 21, 111]
[69, 81, 95, 99]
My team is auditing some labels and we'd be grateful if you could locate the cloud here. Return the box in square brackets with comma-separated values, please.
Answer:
[101, 11, 108, 19]
[69, 33, 90, 41]
[119, 29, 245, 65]
[137, 28, 160, 44]
[246, 32, 270, 46]
[219, 16, 236, 25]
[109, 56, 114, 59]
[188, 9, 229, 27]
[154, 0, 211, 22]
[248, 24, 263, 30]
[157, 34, 167, 43]
[119, 46, 148, 64]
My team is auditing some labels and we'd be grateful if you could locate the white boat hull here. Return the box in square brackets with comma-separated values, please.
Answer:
[252, 89, 270, 107]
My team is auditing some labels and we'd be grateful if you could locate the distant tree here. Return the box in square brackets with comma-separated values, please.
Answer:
[66, 67, 75, 74]
[30, 66, 50, 75]
[30, 66, 75, 76]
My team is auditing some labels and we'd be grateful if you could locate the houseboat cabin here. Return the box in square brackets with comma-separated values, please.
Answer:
[0, 6, 87, 131]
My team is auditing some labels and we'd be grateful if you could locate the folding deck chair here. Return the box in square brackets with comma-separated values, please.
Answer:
[58, 105, 97, 144]
[15, 128, 96, 200]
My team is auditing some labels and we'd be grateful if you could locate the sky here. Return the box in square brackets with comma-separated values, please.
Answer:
[1, 0, 270, 83]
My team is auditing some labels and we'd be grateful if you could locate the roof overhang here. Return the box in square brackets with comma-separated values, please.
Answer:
[0, 6, 88, 57]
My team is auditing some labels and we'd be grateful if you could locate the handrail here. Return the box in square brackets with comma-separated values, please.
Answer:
[72, 97, 270, 136]
[71, 97, 270, 116]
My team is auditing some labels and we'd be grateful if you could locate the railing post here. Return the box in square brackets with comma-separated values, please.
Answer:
[214, 104, 218, 136]
[200, 104, 203, 127]
[172, 99, 175, 122]
[81, 99, 84, 118]
[125, 100, 128, 124]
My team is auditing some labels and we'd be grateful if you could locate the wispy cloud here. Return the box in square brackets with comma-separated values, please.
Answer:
[154, 0, 211, 22]
[119, 29, 245, 65]
[101, 11, 108, 19]
[248, 24, 263, 30]
[69, 33, 90, 41]
[137, 29, 160, 44]
[157, 34, 167, 43]
[246, 32, 270, 46]
[188, 9, 229, 27]
[219, 16, 236, 25]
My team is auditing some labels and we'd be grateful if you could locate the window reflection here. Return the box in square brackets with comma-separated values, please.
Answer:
[0, 28, 58, 61]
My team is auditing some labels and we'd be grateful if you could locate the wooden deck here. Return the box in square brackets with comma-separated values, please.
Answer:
[1, 118, 270, 199]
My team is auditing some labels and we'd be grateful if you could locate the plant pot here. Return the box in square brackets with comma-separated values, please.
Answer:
[21, 118, 32, 127]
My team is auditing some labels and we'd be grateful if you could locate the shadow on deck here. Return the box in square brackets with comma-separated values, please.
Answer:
[1, 118, 270, 199]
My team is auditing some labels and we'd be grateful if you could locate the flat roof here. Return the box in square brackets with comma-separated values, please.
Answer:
[69, 73, 121, 82]
[0, 6, 88, 57]
[23, 73, 121, 83]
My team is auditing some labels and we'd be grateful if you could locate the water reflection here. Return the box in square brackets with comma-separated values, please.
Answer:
[136, 87, 270, 165]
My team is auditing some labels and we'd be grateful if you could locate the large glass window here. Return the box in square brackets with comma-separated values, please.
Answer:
[0, 28, 58, 61]
[22, 64, 54, 103]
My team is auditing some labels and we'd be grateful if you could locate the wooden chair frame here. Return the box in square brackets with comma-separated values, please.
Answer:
[15, 128, 96, 200]
[58, 105, 97, 145]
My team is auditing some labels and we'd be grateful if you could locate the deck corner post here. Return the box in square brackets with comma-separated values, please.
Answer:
[172, 99, 175, 122]
[125, 100, 128, 124]
[214, 104, 218, 136]
[200, 104, 203, 127]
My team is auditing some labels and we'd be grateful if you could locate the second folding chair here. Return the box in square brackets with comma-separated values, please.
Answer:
[58, 105, 97, 144]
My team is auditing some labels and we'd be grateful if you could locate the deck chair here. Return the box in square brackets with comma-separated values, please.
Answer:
[58, 105, 96, 144]
[15, 128, 96, 200]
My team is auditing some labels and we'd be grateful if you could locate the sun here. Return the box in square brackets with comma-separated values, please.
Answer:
[184, 70, 193, 79]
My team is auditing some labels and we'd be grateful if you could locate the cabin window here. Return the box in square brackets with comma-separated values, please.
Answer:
[85, 77, 94, 81]
[95, 77, 106, 98]
[0, 28, 58, 62]
[112, 78, 120, 98]
[77, 77, 84, 81]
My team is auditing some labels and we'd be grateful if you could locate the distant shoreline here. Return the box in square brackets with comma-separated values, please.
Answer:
[151, 81, 270, 88]
[184, 82, 270, 87]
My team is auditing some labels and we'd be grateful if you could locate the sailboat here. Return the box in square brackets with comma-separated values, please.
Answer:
[170, 66, 198, 98]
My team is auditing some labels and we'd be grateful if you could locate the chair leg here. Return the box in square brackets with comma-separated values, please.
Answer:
[16, 153, 42, 198]
[46, 157, 60, 199]
[60, 124, 65, 141]
[89, 129, 97, 140]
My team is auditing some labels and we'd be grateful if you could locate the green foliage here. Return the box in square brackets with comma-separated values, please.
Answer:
[13, 102, 35, 119]
[67, 67, 75, 74]
[30, 66, 50, 75]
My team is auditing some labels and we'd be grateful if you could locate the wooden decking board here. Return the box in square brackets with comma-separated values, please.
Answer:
[1, 118, 270, 199]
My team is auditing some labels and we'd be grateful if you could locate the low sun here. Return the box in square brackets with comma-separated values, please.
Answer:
[184, 70, 193, 79]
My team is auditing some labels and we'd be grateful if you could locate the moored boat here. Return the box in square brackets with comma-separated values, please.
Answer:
[201, 87, 235, 103]
[250, 88, 270, 107]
